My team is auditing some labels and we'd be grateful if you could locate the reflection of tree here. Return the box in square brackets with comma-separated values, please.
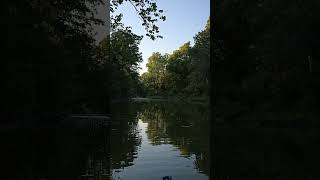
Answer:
[137, 102, 209, 175]
[137, 103, 170, 145]
[110, 103, 143, 169]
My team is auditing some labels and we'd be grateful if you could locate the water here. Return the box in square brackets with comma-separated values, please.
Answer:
[110, 101, 209, 180]
[2, 100, 208, 180]
[2, 116, 111, 180]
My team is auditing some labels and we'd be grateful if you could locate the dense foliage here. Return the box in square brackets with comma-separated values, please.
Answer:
[141, 18, 210, 97]
[109, 29, 144, 99]
[213, 2, 320, 177]
[2, 0, 165, 126]
[213, 1, 320, 127]
[107, 0, 166, 100]
[3, 0, 107, 125]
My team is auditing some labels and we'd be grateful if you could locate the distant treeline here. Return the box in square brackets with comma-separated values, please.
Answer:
[140, 18, 210, 98]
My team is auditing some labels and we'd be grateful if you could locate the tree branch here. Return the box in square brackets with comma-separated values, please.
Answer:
[128, 0, 144, 21]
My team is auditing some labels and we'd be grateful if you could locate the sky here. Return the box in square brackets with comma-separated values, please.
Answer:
[114, 0, 210, 74]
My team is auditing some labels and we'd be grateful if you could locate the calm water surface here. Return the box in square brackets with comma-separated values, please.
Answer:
[111, 101, 209, 180]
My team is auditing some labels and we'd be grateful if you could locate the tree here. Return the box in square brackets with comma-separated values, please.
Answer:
[111, 0, 166, 40]
[106, 29, 144, 98]
[166, 42, 192, 95]
[187, 17, 210, 96]
[2, 0, 166, 125]
[143, 52, 168, 95]
[107, 0, 167, 99]
[3, 0, 107, 124]
[140, 17, 211, 98]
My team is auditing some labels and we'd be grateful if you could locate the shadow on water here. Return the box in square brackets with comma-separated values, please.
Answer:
[110, 101, 209, 179]
[2, 121, 111, 180]
[110, 102, 143, 169]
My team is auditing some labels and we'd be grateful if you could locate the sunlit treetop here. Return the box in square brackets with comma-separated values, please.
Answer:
[168, 42, 192, 62]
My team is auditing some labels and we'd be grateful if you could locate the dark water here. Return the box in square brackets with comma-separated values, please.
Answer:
[110, 101, 209, 180]
[2, 118, 111, 180]
[2, 101, 208, 180]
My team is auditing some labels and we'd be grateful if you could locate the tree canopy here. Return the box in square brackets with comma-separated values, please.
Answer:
[3, 0, 166, 125]
[141, 17, 210, 98]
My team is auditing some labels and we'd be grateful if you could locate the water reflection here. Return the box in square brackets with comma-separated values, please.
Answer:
[3, 101, 208, 180]
[111, 101, 209, 179]
[110, 103, 142, 170]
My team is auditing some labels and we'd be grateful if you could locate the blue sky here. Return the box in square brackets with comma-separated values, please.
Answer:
[114, 0, 210, 74]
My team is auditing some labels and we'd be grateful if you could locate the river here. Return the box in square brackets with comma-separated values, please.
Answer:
[110, 100, 209, 180]
[2, 100, 209, 180]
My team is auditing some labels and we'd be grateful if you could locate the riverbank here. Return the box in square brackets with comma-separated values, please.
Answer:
[130, 96, 209, 105]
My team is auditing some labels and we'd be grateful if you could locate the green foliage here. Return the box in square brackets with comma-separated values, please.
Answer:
[141, 52, 168, 95]
[105, 29, 144, 98]
[186, 19, 210, 95]
[3, 0, 165, 125]
[141, 17, 211, 97]
[166, 42, 192, 95]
